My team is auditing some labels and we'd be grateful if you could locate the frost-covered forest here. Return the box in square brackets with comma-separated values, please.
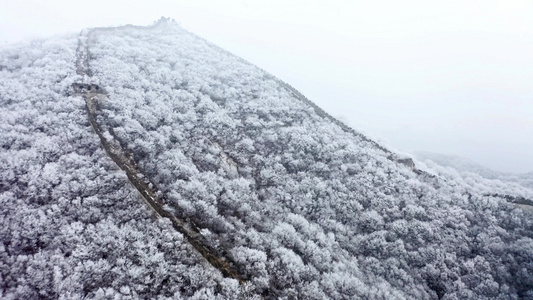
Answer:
[415, 151, 533, 191]
[1, 19, 533, 299]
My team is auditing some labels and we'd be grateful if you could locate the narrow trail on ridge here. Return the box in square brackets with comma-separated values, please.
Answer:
[72, 25, 249, 285]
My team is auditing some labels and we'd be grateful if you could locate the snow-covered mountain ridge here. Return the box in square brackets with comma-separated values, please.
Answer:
[415, 151, 533, 191]
[1, 18, 532, 299]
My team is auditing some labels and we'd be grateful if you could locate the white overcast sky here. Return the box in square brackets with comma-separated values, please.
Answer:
[1, 0, 532, 173]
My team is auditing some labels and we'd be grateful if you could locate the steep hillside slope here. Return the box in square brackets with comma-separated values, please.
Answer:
[1, 19, 532, 299]
[0, 33, 244, 300]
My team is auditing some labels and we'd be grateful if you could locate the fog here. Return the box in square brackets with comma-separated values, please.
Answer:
[1, 0, 532, 173]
